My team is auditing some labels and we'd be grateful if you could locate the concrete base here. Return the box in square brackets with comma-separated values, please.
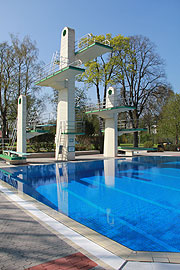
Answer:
[6, 159, 27, 165]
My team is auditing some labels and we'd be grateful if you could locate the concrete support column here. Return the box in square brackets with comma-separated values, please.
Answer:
[104, 114, 117, 157]
[60, 27, 75, 67]
[55, 27, 76, 161]
[55, 77, 75, 161]
[17, 95, 26, 154]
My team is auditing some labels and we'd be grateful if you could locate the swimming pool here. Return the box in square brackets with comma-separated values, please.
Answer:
[1, 156, 180, 252]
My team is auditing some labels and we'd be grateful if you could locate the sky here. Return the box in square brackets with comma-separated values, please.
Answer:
[0, 0, 180, 105]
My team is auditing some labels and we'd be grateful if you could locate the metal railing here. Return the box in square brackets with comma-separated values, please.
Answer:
[0, 138, 10, 152]
[86, 95, 124, 112]
[75, 33, 111, 52]
[35, 55, 82, 83]
[7, 120, 17, 150]
[118, 120, 140, 130]
[59, 120, 85, 134]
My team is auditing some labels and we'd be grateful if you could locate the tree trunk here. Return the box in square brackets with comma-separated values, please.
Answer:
[2, 115, 7, 138]
[176, 133, 179, 145]
[99, 117, 104, 153]
[133, 131, 139, 147]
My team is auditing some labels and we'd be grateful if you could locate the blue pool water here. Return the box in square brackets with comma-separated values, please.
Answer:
[1, 156, 180, 252]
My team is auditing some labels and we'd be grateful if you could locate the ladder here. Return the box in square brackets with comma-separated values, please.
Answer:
[8, 120, 17, 150]
[55, 122, 68, 161]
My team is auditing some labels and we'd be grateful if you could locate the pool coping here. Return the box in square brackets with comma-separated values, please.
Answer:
[1, 178, 180, 265]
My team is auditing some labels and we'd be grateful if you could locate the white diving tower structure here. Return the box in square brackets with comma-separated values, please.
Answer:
[35, 27, 112, 161]
[86, 87, 135, 157]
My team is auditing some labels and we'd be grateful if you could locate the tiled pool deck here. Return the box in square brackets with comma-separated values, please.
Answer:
[1, 151, 180, 269]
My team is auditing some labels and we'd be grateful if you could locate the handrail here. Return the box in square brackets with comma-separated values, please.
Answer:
[118, 119, 140, 129]
[75, 33, 111, 52]
[35, 55, 82, 83]
[86, 95, 125, 112]
[59, 120, 85, 134]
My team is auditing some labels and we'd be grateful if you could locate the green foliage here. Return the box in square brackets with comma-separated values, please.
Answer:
[75, 135, 102, 151]
[78, 33, 128, 104]
[84, 114, 100, 135]
[28, 133, 55, 152]
[79, 32, 167, 147]
[164, 144, 180, 151]
[144, 141, 154, 148]
[157, 94, 180, 144]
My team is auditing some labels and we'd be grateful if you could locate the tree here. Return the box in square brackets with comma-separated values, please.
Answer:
[0, 35, 44, 137]
[79, 34, 129, 106]
[0, 42, 15, 137]
[140, 85, 174, 134]
[80, 34, 167, 147]
[158, 94, 180, 144]
[51, 87, 88, 115]
[79, 34, 130, 152]
[115, 35, 166, 146]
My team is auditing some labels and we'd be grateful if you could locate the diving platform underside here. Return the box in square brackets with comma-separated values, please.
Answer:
[35, 66, 85, 90]
[75, 42, 113, 63]
[118, 128, 147, 135]
[86, 106, 135, 119]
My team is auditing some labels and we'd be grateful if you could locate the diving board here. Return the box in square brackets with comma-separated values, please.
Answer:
[118, 146, 157, 156]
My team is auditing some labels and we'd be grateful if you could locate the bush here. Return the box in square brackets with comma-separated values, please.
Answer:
[164, 144, 180, 151]
[144, 141, 154, 148]
[75, 143, 95, 151]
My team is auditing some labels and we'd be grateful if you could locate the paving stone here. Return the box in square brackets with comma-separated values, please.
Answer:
[0, 192, 103, 270]
[25, 252, 97, 270]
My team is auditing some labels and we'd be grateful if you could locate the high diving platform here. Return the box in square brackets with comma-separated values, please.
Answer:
[86, 105, 135, 118]
[75, 41, 112, 63]
[35, 66, 85, 89]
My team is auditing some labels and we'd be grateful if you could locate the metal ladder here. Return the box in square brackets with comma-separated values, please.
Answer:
[55, 122, 68, 161]
[7, 120, 17, 150]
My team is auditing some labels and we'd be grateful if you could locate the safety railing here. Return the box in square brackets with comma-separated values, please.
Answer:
[35, 55, 82, 83]
[75, 33, 111, 52]
[118, 120, 140, 130]
[59, 120, 85, 134]
[86, 95, 124, 112]
[0, 138, 10, 152]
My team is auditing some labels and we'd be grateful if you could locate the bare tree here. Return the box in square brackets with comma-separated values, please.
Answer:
[0, 36, 44, 137]
[0, 42, 15, 137]
[115, 35, 166, 146]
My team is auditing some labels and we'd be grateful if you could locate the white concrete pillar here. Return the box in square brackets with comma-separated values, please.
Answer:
[106, 86, 117, 108]
[104, 87, 118, 157]
[60, 27, 75, 67]
[104, 115, 117, 157]
[17, 95, 26, 154]
[55, 27, 76, 161]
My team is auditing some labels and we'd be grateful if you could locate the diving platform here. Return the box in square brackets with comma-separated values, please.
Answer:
[35, 66, 85, 89]
[75, 42, 113, 63]
[118, 128, 147, 135]
[26, 129, 49, 140]
[86, 106, 135, 119]
[118, 146, 157, 156]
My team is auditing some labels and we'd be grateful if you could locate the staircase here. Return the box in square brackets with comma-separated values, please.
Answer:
[55, 122, 68, 160]
[55, 120, 85, 161]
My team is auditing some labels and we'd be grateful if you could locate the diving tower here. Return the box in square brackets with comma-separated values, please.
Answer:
[86, 87, 135, 157]
[35, 27, 112, 161]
